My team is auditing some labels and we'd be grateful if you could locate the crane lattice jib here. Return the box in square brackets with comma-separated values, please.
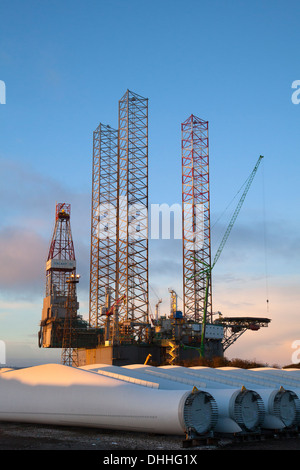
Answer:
[211, 155, 264, 270]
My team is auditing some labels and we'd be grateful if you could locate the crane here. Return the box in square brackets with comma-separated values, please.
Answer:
[155, 299, 162, 320]
[104, 294, 126, 317]
[198, 155, 264, 357]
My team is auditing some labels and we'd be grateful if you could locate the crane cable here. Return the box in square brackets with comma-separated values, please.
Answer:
[212, 156, 270, 313]
[211, 173, 249, 231]
[211, 155, 264, 270]
[261, 160, 270, 312]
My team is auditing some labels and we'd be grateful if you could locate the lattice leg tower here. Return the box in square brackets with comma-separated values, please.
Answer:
[182, 115, 212, 323]
[89, 123, 118, 329]
[117, 90, 149, 341]
[61, 275, 79, 367]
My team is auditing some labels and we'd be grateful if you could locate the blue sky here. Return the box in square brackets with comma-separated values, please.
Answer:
[0, 0, 299, 367]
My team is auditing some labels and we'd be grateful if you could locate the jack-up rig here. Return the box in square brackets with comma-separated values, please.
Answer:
[38, 90, 271, 366]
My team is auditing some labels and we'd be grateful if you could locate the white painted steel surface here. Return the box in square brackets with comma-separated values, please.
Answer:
[189, 366, 300, 428]
[0, 363, 208, 436]
[150, 365, 265, 431]
[135, 365, 289, 430]
[4, 362, 299, 437]
[81, 364, 218, 435]
[82, 364, 265, 432]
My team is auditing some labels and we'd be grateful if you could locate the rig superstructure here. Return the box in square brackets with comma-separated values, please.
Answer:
[38, 90, 270, 366]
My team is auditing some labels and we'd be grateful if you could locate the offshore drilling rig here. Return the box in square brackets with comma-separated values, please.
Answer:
[38, 89, 270, 366]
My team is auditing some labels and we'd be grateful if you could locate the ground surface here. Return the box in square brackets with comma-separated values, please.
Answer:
[1, 421, 300, 451]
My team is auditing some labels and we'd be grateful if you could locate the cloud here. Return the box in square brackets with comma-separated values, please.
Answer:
[0, 157, 91, 297]
[150, 239, 181, 275]
[0, 226, 46, 296]
[4, 340, 61, 368]
[215, 212, 299, 254]
[0, 156, 298, 367]
[0, 157, 64, 227]
[0, 156, 90, 232]
[218, 276, 300, 367]
[0, 154, 92, 365]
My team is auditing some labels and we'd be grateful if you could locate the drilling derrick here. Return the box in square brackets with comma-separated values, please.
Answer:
[39, 203, 77, 348]
[182, 115, 212, 323]
[39, 203, 102, 351]
[46, 203, 76, 296]
[89, 123, 118, 334]
[117, 90, 149, 342]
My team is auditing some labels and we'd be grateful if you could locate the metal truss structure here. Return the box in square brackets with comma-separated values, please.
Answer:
[88, 91, 149, 342]
[46, 203, 76, 298]
[117, 90, 149, 341]
[217, 317, 271, 351]
[181, 115, 212, 323]
[61, 274, 80, 366]
[89, 124, 118, 328]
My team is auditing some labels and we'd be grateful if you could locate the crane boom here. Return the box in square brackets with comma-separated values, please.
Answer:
[212, 155, 264, 269]
[105, 294, 126, 317]
[198, 155, 264, 357]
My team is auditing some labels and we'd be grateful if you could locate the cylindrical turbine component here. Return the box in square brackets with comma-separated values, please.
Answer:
[249, 367, 300, 388]
[80, 364, 218, 435]
[0, 363, 217, 437]
[155, 365, 291, 429]
[189, 366, 300, 428]
[183, 389, 218, 435]
[211, 386, 264, 432]
[272, 388, 300, 427]
[242, 368, 300, 427]
[119, 364, 265, 432]
[222, 366, 300, 389]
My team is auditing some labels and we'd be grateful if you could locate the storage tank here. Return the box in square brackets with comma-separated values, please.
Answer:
[0, 363, 217, 437]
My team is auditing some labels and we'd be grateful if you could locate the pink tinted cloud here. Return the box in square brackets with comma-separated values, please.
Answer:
[0, 226, 47, 293]
[215, 277, 300, 367]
